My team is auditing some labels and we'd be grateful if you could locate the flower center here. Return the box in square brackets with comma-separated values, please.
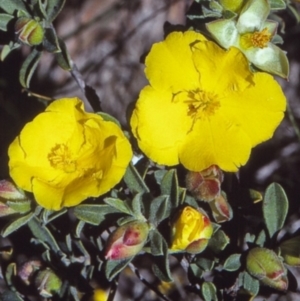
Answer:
[185, 89, 220, 121]
[240, 28, 271, 49]
[48, 144, 77, 173]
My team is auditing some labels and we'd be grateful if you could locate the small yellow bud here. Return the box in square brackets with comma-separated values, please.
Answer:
[170, 206, 213, 254]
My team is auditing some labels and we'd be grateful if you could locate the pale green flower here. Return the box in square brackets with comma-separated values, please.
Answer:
[206, 0, 289, 78]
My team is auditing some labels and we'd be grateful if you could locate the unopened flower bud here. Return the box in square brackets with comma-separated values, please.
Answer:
[0, 180, 25, 200]
[105, 221, 149, 260]
[15, 17, 44, 46]
[208, 192, 233, 223]
[186, 165, 223, 202]
[170, 206, 213, 254]
[220, 0, 245, 12]
[18, 259, 42, 285]
[246, 247, 288, 291]
[279, 236, 300, 267]
[34, 268, 62, 298]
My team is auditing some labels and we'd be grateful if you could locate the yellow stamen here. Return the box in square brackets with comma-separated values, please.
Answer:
[240, 28, 271, 49]
[48, 144, 77, 173]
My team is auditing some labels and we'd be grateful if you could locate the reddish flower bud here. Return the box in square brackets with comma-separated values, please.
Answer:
[0, 180, 25, 200]
[208, 192, 233, 223]
[105, 221, 149, 260]
[18, 259, 42, 285]
[246, 247, 288, 291]
[170, 206, 213, 254]
[186, 165, 223, 202]
[15, 17, 44, 46]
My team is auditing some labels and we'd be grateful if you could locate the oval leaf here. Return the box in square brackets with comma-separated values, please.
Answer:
[123, 163, 149, 194]
[202, 282, 218, 301]
[19, 48, 42, 88]
[105, 258, 133, 281]
[223, 254, 241, 272]
[2, 212, 34, 237]
[263, 183, 288, 238]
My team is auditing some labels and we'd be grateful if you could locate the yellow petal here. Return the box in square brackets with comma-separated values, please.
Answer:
[179, 114, 252, 172]
[221, 72, 286, 146]
[130, 86, 191, 165]
[145, 31, 206, 92]
[192, 43, 253, 94]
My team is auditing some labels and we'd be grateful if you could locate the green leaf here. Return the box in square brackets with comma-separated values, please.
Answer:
[208, 229, 229, 253]
[4, 263, 16, 290]
[43, 27, 60, 53]
[42, 208, 67, 224]
[190, 263, 203, 278]
[223, 254, 241, 272]
[148, 195, 170, 224]
[1, 43, 20, 61]
[7, 199, 31, 214]
[105, 258, 133, 281]
[154, 170, 167, 185]
[19, 48, 42, 88]
[0, 0, 29, 15]
[27, 217, 61, 254]
[149, 229, 166, 256]
[0, 13, 13, 31]
[194, 257, 215, 271]
[126, 193, 143, 219]
[104, 198, 132, 215]
[2, 212, 34, 237]
[255, 229, 267, 247]
[117, 215, 137, 226]
[263, 183, 288, 238]
[97, 112, 121, 127]
[44, 0, 66, 22]
[151, 232, 173, 282]
[55, 38, 72, 70]
[201, 282, 218, 301]
[0, 290, 24, 301]
[241, 271, 259, 296]
[73, 204, 117, 225]
[161, 169, 179, 208]
[269, 0, 286, 10]
[123, 163, 149, 194]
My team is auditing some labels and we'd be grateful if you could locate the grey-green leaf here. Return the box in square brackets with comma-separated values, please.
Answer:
[104, 198, 132, 215]
[148, 195, 170, 224]
[19, 48, 42, 88]
[242, 271, 259, 296]
[105, 258, 133, 281]
[149, 229, 165, 256]
[45, 0, 66, 22]
[0, 13, 14, 31]
[201, 282, 218, 301]
[28, 217, 62, 254]
[43, 27, 60, 53]
[0, 290, 25, 301]
[73, 204, 117, 225]
[223, 254, 241, 272]
[123, 163, 149, 194]
[2, 212, 34, 237]
[269, 0, 286, 10]
[161, 169, 179, 208]
[0, 0, 29, 15]
[263, 183, 288, 238]
[7, 199, 31, 214]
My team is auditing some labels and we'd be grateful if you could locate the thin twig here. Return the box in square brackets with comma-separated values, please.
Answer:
[107, 277, 118, 301]
[286, 100, 300, 143]
[128, 263, 173, 301]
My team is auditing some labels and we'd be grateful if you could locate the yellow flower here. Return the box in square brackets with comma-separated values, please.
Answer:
[8, 98, 132, 210]
[171, 206, 213, 254]
[130, 31, 286, 172]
